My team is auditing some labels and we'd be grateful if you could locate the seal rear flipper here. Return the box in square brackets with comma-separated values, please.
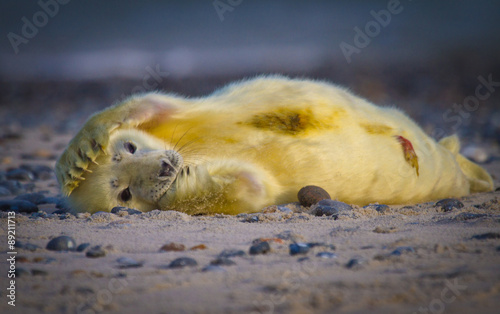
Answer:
[439, 135, 494, 193]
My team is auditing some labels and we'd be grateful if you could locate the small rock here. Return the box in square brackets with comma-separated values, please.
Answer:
[189, 244, 207, 250]
[435, 199, 464, 212]
[6, 168, 34, 181]
[462, 145, 489, 163]
[210, 258, 236, 266]
[374, 204, 390, 213]
[110, 206, 142, 215]
[116, 257, 143, 268]
[289, 243, 310, 255]
[471, 232, 500, 240]
[15, 268, 30, 277]
[316, 252, 338, 259]
[297, 257, 310, 262]
[159, 242, 186, 252]
[169, 257, 198, 268]
[76, 243, 91, 252]
[218, 249, 246, 258]
[15, 241, 40, 251]
[0, 180, 25, 194]
[0, 200, 38, 213]
[15, 192, 47, 205]
[454, 212, 487, 221]
[86, 246, 106, 258]
[373, 226, 398, 234]
[19, 164, 53, 180]
[346, 257, 367, 269]
[46, 236, 76, 251]
[298, 185, 331, 207]
[202, 265, 226, 272]
[0, 186, 11, 196]
[249, 241, 271, 255]
[32, 257, 56, 264]
[276, 231, 306, 243]
[31, 269, 48, 276]
[391, 246, 416, 256]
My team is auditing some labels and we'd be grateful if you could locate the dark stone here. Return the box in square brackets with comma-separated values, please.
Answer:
[0, 200, 38, 213]
[298, 185, 331, 207]
[159, 242, 186, 252]
[169, 257, 198, 268]
[76, 243, 91, 252]
[31, 269, 48, 276]
[435, 198, 464, 212]
[314, 204, 339, 217]
[0, 180, 25, 194]
[116, 257, 143, 268]
[346, 257, 367, 269]
[471, 232, 500, 240]
[374, 204, 390, 213]
[46, 236, 77, 251]
[249, 241, 271, 255]
[110, 206, 142, 215]
[391, 246, 416, 256]
[86, 246, 106, 258]
[290, 243, 310, 255]
[6, 168, 34, 181]
[20, 164, 54, 180]
[15, 241, 40, 251]
[218, 249, 246, 258]
[15, 267, 30, 277]
[15, 192, 47, 205]
[210, 258, 236, 266]
[454, 212, 487, 221]
[0, 186, 11, 196]
[53, 208, 69, 215]
[316, 252, 338, 259]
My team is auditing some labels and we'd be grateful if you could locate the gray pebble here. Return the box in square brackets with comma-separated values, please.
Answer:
[346, 257, 367, 269]
[110, 206, 142, 215]
[76, 243, 91, 252]
[31, 269, 48, 276]
[169, 257, 198, 268]
[314, 204, 339, 217]
[15, 241, 40, 251]
[6, 168, 34, 181]
[318, 199, 352, 211]
[276, 206, 293, 214]
[46, 236, 77, 251]
[15, 192, 47, 205]
[0, 200, 38, 213]
[471, 232, 500, 240]
[289, 243, 310, 255]
[0, 186, 11, 196]
[249, 241, 271, 255]
[210, 258, 236, 266]
[0, 180, 25, 194]
[391, 246, 416, 256]
[218, 249, 246, 258]
[116, 257, 143, 268]
[15, 267, 30, 277]
[202, 265, 227, 272]
[20, 164, 53, 180]
[435, 198, 464, 212]
[373, 204, 390, 213]
[297, 257, 310, 262]
[86, 246, 106, 258]
[454, 213, 487, 221]
[316, 252, 338, 259]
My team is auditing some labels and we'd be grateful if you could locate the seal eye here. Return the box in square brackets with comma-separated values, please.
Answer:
[120, 188, 132, 202]
[124, 142, 136, 154]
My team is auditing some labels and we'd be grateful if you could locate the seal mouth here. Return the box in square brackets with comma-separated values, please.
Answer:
[151, 152, 183, 203]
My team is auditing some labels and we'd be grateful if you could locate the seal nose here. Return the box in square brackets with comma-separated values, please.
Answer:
[159, 160, 175, 178]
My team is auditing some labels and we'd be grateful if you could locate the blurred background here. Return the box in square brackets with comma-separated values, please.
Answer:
[1, 0, 499, 143]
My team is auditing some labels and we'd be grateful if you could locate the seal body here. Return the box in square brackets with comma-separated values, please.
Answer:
[56, 75, 494, 214]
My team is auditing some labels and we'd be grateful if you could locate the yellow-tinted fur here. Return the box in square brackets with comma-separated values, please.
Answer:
[56, 75, 494, 214]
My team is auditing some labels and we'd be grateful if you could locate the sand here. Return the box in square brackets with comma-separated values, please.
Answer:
[1, 127, 499, 314]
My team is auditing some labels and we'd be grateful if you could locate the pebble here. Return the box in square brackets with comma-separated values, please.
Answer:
[316, 252, 338, 259]
[110, 206, 142, 215]
[210, 258, 236, 266]
[76, 243, 91, 252]
[46, 236, 77, 251]
[276, 231, 306, 243]
[454, 213, 487, 221]
[116, 257, 143, 268]
[202, 265, 227, 273]
[289, 243, 310, 255]
[6, 168, 34, 181]
[15, 241, 40, 251]
[14, 192, 47, 205]
[31, 269, 48, 276]
[169, 257, 198, 268]
[159, 242, 186, 252]
[0, 186, 11, 196]
[391, 246, 416, 256]
[373, 204, 390, 213]
[189, 244, 207, 250]
[15, 268, 30, 277]
[86, 246, 106, 258]
[218, 249, 246, 258]
[346, 257, 367, 269]
[471, 232, 500, 240]
[435, 198, 464, 212]
[0, 200, 38, 213]
[298, 185, 331, 207]
[462, 145, 489, 163]
[249, 241, 271, 255]
[314, 199, 352, 218]
[0, 180, 25, 195]
[19, 164, 54, 180]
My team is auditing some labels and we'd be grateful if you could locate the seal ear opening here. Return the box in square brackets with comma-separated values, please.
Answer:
[439, 135, 494, 193]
